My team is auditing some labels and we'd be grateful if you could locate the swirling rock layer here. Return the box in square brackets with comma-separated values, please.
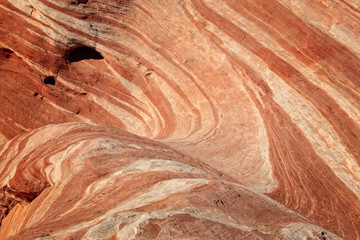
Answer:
[0, 123, 340, 239]
[0, 0, 360, 239]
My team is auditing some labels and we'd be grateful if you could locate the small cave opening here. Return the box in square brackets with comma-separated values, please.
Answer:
[67, 46, 104, 63]
[2, 48, 13, 59]
[44, 76, 56, 86]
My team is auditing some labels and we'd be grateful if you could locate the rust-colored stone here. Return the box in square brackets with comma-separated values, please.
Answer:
[1, 0, 360, 239]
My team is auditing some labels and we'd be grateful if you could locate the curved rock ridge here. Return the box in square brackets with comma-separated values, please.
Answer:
[0, 0, 360, 239]
[0, 123, 338, 239]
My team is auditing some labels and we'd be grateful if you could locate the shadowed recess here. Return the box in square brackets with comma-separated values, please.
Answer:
[70, 0, 88, 5]
[67, 46, 104, 63]
[44, 76, 55, 85]
[1, 48, 13, 53]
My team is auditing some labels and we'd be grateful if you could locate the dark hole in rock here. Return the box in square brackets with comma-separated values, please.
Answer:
[2, 48, 13, 53]
[44, 76, 56, 85]
[5, 55, 10, 59]
[67, 46, 103, 63]
[33, 92, 39, 96]
[70, 0, 88, 5]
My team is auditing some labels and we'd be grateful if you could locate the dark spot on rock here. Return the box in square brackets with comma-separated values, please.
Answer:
[70, 0, 88, 5]
[39, 234, 50, 238]
[81, 15, 88, 19]
[5, 55, 10, 59]
[40, 96, 44, 100]
[2, 48, 13, 53]
[76, 110, 80, 115]
[67, 46, 103, 63]
[33, 92, 38, 96]
[44, 76, 56, 86]
[145, 71, 152, 78]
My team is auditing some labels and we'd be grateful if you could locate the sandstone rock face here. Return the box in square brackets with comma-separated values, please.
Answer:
[0, 123, 341, 239]
[0, 0, 359, 239]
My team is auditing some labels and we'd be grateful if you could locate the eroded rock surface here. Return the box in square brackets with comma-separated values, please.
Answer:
[0, 0, 360, 239]
[0, 123, 340, 239]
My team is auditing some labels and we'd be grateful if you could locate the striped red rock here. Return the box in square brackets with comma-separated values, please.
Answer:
[0, 123, 340, 239]
[0, 0, 359, 239]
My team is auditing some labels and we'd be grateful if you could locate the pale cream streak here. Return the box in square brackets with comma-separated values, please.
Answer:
[121, 52, 218, 142]
[86, 211, 186, 240]
[25, 0, 95, 47]
[12, 122, 30, 132]
[48, 141, 87, 185]
[88, 92, 148, 135]
[104, 61, 162, 138]
[145, 69, 196, 140]
[25, 141, 87, 227]
[121, 32, 222, 141]
[278, 0, 360, 59]
[0, 126, 69, 185]
[65, 181, 332, 240]
[200, 1, 360, 196]
[175, 1, 276, 192]
[199, 0, 360, 198]
[85, 208, 254, 240]
[0, 133, 7, 145]
[86, 159, 205, 195]
[1, 126, 82, 225]
[59, 66, 156, 136]
[238, 69, 266, 108]
[0, 30, 52, 74]
[25, 28, 64, 57]
[206, 0, 360, 126]
[58, 71, 151, 127]
[58, 61, 156, 136]
[11, 124, 78, 165]
[60, 159, 206, 217]
[281, 222, 341, 240]
[45, 179, 208, 237]
[27, 1, 73, 45]
[27, 136, 122, 226]
[329, 23, 360, 59]
[6, 0, 202, 140]
[0, 123, 85, 183]
[345, 0, 360, 8]
[28, 0, 219, 141]
[0, 1, 68, 47]
[6, 0, 33, 15]
[113, 9, 223, 142]
[6, 0, 220, 141]
[0, 133, 19, 158]
[234, 71, 274, 193]
[49, 136, 124, 178]
[223, 181, 310, 221]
